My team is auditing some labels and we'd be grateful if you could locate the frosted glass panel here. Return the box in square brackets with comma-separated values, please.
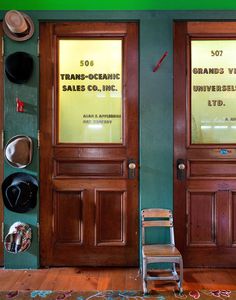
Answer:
[191, 40, 236, 144]
[58, 39, 122, 143]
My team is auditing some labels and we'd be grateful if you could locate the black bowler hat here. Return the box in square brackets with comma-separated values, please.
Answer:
[2, 172, 38, 213]
[5, 52, 34, 84]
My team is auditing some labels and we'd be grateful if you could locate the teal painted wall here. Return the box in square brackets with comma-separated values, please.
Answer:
[3, 15, 39, 268]
[2, 10, 236, 268]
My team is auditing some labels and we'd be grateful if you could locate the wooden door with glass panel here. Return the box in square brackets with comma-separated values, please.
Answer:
[39, 22, 139, 266]
[174, 21, 236, 267]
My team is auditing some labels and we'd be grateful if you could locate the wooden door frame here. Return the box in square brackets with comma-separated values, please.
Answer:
[173, 21, 187, 255]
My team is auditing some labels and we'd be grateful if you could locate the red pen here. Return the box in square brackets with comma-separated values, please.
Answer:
[153, 51, 168, 72]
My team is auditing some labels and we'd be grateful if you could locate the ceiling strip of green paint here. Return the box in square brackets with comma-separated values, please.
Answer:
[0, 0, 235, 10]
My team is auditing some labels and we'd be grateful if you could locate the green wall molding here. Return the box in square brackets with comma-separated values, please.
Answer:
[1, 0, 236, 10]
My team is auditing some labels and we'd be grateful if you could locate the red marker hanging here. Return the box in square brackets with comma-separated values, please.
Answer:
[16, 98, 24, 113]
[153, 51, 168, 72]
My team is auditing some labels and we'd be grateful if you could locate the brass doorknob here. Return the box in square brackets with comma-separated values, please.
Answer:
[128, 162, 136, 169]
[178, 163, 185, 170]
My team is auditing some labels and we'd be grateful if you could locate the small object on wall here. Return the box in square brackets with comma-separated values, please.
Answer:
[220, 149, 231, 155]
[2, 10, 34, 42]
[153, 51, 168, 72]
[4, 222, 32, 254]
[16, 97, 24, 112]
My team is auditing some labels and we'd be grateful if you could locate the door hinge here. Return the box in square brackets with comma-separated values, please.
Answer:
[37, 130, 40, 148]
[37, 37, 40, 57]
[51, 216, 55, 234]
[186, 214, 189, 228]
[1, 222, 4, 243]
[1, 130, 4, 150]
[37, 222, 40, 243]
[1, 37, 4, 57]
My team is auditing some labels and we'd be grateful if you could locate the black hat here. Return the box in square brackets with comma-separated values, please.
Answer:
[2, 172, 38, 213]
[5, 52, 34, 84]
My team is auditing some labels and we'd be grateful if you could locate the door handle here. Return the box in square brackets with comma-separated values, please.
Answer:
[128, 159, 136, 179]
[177, 159, 186, 181]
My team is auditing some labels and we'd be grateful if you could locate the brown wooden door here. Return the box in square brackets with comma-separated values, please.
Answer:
[174, 21, 236, 267]
[39, 22, 139, 266]
[0, 24, 3, 266]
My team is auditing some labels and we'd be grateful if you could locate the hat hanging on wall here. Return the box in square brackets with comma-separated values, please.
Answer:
[5, 135, 33, 168]
[5, 52, 34, 84]
[1, 172, 38, 213]
[3, 10, 34, 41]
[4, 222, 32, 254]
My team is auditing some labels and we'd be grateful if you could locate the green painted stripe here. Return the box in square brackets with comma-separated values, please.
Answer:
[0, 0, 235, 10]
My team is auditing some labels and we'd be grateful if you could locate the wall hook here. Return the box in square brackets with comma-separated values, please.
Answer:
[16, 97, 25, 113]
[153, 51, 168, 72]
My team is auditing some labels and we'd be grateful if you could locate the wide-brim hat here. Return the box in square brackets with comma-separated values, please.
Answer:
[5, 135, 33, 168]
[5, 52, 34, 84]
[4, 222, 32, 254]
[2, 172, 38, 213]
[3, 10, 34, 42]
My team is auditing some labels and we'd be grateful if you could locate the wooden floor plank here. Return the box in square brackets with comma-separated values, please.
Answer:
[227, 269, 236, 290]
[0, 267, 236, 291]
[0, 270, 23, 290]
[68, 268, 99, 291]
[39, 268, 61, 290]
[125, 268, 141, 290]
[25, 270, 49, 290]
[13, 270, 44, 290]
[182, 268, 205, 290]
[97, 269, 112, 290]
[110, 268, 126, 290]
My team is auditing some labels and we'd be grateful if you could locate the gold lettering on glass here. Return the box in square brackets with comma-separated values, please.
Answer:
[58, 39, 122, 143]
[191, 40, 236, 144]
